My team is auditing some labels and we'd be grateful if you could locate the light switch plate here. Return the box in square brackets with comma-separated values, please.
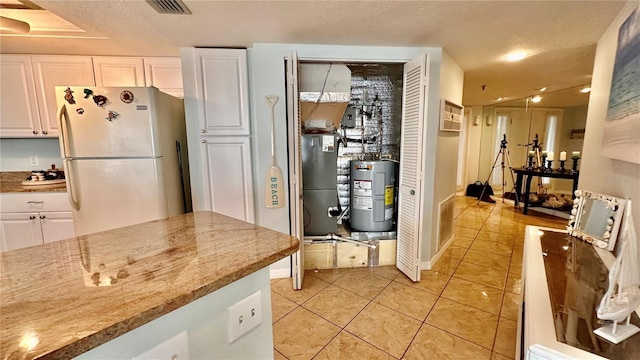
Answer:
[227, 290, 263, 343]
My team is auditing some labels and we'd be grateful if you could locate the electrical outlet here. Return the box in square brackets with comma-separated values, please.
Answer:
[132, 331, 189, 360]
[227, 291, 263, 343]
[29, 156, 39, 166]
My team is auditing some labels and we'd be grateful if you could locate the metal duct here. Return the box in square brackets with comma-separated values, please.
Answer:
[299, 63, 351, 132]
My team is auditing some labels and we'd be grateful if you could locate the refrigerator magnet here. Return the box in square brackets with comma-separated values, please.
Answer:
[64, 87, 76, 104]
[120, 90, 134, 103]
[83, 88, 93, 98]
[106, 111, 119, 121]
[93, 95, 108, 108]
[76, 108, 85, 115]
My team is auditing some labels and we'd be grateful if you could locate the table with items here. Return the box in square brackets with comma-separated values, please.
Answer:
[512, 167, 579, 214]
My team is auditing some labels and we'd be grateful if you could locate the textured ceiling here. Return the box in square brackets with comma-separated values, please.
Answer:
[0, 0, 628, 106]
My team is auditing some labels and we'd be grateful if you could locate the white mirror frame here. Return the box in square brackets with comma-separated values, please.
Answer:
[568, 190, 627, 251]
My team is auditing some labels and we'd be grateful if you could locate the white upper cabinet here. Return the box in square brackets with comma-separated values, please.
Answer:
[1, 55, 182, 138]
[31, 55, 96, 137]
[93, 57, 145, 87]
[144, 57, 184, 98]
[0, 55, 42, 138]
[190, 48, 250, 136]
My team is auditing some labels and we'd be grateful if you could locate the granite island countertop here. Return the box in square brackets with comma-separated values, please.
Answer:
[0, 211, 299, 359]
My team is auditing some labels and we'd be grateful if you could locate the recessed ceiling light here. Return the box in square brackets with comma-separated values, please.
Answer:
[505, 50, 528, 62]
[539, 87, 547, 92]
[580, 87, 591, 93]
[495, 97, 503, 101]
[531, 95, 542, 103]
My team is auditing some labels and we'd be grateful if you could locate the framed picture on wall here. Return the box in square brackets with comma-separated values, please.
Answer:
[440, 99, 463, 132]
[602, 5, 640, 164]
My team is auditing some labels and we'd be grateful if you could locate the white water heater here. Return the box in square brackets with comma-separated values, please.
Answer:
[350, 161, 395, 232]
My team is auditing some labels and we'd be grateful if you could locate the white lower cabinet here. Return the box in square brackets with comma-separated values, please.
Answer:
[0, 193, 75, 252]
[40, 211, 75, 243]
[0, 212, 43, 251]
[0, 211, 74, 252]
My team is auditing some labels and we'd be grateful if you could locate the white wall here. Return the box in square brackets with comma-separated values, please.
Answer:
[247, 44, 461, 274]
[0, 138, 62, 171]
[463, 106, 484, 186]
[552, 105, 588, 193]
[423, 51, 464, 262]
[581, 1, 640, 237]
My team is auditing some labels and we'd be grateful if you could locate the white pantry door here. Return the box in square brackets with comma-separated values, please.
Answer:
[286, 52, 305, 290]
[396, 53, 429, 282]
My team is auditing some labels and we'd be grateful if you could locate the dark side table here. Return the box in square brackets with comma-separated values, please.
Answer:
[512, 167, 579, 214]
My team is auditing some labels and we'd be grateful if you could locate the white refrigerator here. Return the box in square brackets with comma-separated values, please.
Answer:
[56, 86, 190, 236]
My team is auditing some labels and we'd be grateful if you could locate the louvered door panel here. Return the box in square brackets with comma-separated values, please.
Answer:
[396, 54, 429, 282]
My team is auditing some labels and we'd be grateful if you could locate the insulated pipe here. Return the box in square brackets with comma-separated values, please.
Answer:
[333, 234, 377, 249]
[304, 235, 333, 241]
[303, 233, 377, 249]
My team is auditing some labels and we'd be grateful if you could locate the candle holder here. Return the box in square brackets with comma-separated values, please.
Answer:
[527, 156, 535, 170]
[546, 160, 553, 172]
[559, 160, 566, 172]
[570, 158, 580, 174]
[540, 155, 547, 171]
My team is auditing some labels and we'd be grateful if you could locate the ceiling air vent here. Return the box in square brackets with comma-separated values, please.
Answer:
[145, 0, 191, 15]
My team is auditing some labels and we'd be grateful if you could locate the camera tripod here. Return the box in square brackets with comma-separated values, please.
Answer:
[477, 134, 516, 204]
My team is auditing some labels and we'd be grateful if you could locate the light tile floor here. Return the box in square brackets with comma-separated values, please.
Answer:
[271, 196, 568, 359]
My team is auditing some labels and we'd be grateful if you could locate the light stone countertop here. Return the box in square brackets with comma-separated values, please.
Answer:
[0, 211, 299, 359]
[0, 172, 67, 193]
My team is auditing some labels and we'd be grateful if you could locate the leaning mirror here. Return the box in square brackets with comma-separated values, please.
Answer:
[568, 190, 627, 251]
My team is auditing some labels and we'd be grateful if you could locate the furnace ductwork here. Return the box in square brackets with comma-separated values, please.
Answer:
[299, 63, 351, 132]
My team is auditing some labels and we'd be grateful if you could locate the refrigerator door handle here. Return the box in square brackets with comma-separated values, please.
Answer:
[58, 104, 71, 158]
[64, 158, 80, 211]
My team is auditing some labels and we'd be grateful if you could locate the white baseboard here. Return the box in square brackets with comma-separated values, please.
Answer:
[420, 233, 455, 271]
[269, 268, 291, 279]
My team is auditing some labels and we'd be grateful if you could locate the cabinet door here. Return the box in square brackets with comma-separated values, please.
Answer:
[144, 57, 183, 98]
[93, 57, 145, 87]
[201, 137, 255, 223]
[0, 55, 42, 137]
[191, 48, 250, 136]
[0, 213, 43, 252]
[31, 55, 95, 137]
[40, 211, 75, 243]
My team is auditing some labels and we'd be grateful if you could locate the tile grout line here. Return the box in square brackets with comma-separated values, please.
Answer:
[308, 271, 403, 360]
[274, 199, 562, 359]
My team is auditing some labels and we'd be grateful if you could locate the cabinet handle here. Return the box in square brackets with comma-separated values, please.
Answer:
[40, 215, 46, 219]
[32, 130, 38, 135]
[201, 139, 206, 143]
[200, 129, 206, 133]
[42, 131, 48, 135]
[29, 216, 36, 220]
[27, 201, 44, 204]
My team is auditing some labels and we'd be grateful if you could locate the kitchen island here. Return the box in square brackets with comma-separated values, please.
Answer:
[0, 211, 299, 359]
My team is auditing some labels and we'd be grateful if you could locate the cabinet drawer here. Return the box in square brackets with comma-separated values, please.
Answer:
[0, 193, 71, 213]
